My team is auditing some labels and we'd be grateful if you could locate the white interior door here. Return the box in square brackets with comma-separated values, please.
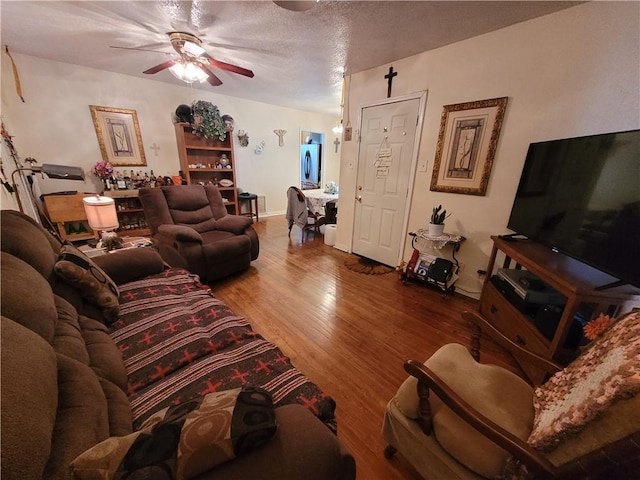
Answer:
[352, 98, 421, 267]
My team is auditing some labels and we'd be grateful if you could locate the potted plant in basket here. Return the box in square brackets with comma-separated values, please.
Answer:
[191, 100, 227, 142]
[429, 204, 451, 236]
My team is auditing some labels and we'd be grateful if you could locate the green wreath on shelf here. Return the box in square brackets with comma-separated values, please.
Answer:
[191, 100, 227, 141]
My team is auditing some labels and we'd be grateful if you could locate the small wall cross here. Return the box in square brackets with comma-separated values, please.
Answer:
[273, 129, 287, 147]
[149, 143, 160, 156]
[333, 137, 341, 153]
[384, 65, 398, 98]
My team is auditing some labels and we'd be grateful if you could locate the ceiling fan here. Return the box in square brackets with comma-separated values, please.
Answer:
[112, 32, 254, 87]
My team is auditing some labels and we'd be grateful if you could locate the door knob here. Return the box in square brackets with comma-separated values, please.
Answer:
[356, 195, 362, 202]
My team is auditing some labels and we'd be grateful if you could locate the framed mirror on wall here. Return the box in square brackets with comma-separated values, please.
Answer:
[300, 130, 324, 190]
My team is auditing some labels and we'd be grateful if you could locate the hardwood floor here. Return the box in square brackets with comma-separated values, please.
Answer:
[211, 215, 521, 480]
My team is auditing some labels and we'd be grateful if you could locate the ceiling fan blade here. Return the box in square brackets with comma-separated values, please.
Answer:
[110, 45, 172, 55]
[143, 59, 177, 75]
[198, 64, 223, 86]
[202, 54, 254, 78]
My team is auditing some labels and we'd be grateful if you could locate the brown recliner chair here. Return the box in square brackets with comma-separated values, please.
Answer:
[139, 185, 259, 282]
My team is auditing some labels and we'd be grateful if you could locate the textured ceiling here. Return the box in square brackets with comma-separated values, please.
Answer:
[1, 1, 581, 116]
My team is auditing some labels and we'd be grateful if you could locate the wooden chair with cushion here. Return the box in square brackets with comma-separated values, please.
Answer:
[383, 310, 640, 479]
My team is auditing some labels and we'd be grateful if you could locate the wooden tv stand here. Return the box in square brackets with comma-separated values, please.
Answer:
[479, 236, 640, 383]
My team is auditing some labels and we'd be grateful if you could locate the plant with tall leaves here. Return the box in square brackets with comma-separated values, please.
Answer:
[430, 204, 451, 225]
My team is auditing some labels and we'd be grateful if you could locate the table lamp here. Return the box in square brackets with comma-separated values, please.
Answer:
[82, 195, 120, 250]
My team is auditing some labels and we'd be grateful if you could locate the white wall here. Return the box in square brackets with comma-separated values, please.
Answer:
[337, 1, 640, 298]
[1, 55, 340, 215]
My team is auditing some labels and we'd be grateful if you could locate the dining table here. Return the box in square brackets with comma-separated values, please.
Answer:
[303, 188, 339, 215]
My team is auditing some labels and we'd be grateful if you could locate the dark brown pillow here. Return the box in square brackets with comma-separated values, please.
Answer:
[92, 247, 165, 285]
[54, 245, 119, 323]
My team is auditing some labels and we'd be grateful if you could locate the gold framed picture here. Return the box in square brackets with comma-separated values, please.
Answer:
[89, 105, 147, 166]
[430, 97, 508, 196]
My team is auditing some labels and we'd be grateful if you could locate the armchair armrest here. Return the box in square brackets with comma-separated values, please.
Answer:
[404, 360, 556, 479]
[214, 215, 253, 235]
[462, 311, 563, 376]
[158, 224, 203, 243]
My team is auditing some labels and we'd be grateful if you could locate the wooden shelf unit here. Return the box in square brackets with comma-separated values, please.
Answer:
[43, 193, 95, 242]
[103, 190, 150, 237]
[479, 235, 640, 383]
[174, 122, 238, 214]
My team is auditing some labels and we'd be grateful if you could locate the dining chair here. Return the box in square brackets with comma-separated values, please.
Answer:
[285, 186, 324, 240]
[324, 200, 337, 224]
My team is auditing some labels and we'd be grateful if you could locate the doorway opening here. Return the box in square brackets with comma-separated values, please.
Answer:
[300, 131, 324, 190]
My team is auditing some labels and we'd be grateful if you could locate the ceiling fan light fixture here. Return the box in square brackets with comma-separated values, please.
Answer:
[169, 32, 205, 57]
[183, 41, 205, 57]
[273, 1, 318, 12]
[169, 61, 208, 84]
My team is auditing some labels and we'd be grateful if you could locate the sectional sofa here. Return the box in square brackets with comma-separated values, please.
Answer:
[0, 210, 355, 480]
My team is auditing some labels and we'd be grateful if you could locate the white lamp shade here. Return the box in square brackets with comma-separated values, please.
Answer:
[83, 196, 119, 232]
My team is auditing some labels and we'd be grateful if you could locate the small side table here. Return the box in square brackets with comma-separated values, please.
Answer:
[239, 193, 259, 222]
[410, 230, 465, 268]
[400, 230, 466, 295]
[78, 237, 152, 257]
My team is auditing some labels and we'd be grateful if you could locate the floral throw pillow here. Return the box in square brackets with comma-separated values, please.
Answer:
[70, 386, 277, 480]
[527, 311, 640, 451]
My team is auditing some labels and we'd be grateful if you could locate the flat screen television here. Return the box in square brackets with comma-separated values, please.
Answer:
[507, 129, 640, 288]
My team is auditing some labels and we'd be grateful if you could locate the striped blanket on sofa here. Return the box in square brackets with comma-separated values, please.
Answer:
[109, 268, 337, 432]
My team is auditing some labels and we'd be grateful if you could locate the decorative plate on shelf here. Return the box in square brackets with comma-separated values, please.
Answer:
[218, 179, 234, 187]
